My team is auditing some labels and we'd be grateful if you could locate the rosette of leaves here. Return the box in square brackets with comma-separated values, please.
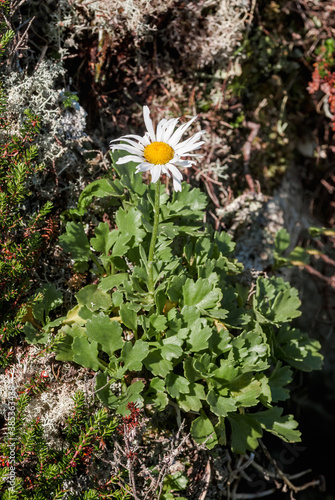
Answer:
[25, 153, 323, 454]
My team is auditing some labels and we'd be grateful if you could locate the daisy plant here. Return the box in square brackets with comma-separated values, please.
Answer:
[27, 107, 322, 457]
[110, 106, 205, 295]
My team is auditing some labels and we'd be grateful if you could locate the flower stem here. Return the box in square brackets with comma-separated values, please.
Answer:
[148, 180, 161, 294]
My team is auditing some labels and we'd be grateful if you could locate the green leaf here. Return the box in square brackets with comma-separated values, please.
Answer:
[165, 374, 190, 398]
[187, 318, 213, 352]
[208, 326, 232, 356]
[178, 383, 206, 412]
[59, 222, 91, 262]
[166, 275, 187, 303]
[116, 381, 144, 415]
[215, 417, 227, 446]
[211, 359, 238, 386]
[190, 411, 218, 450]
[166, 184, 207, 219]
[230, 375, 262, 407]
[78, 178, 123, 210]
[148, 377, 165, 392]
[95, 371, 120, 407]
[254, 277, 302, 324]
[253, 407, 301, 443]
[207, 390, 237, 416]
[193, 237, 213, 264]
[257, 373, 273, 406]
[63, 304, 94, 326]
[182, 278, 222, 310]
[180, 305, 200, 326]
[143, 349, 173, 377]
[287, 246, 310, 266]
[193, 354, 217, 380]
[272, 288, 302, 323]
[183, 357, 202, 383]
[112, 291, 123, 307]
[118, 340, 149, 372]
[228, 413, 263, 453]
[112, 152, 147, 196]
[115, 206, 146, 244]
[72, 336, 101, 371]
[76, 285, 112, 312]
[24, 323, 49, 345]
[150, 313, 167, 333]
[91, 222, 119, 255]
[99, 273, 128, 292]
[309, 226, 335, 238]
[112, 233, 131, 257]
[85, 313, 123, 356]
[268, 362, 292, 402]
[162, 471, 188, 496]
[214, 231, 236, 256]
[120, 303, 138, 332]
[229, 328, 269, 373]
[275, 228, 290, 253]
[33, 284, 63, 325]
[146, 392, 169, 411]
[55, 324, 79, 362]
[145, 378, 169, 410]
[160, 340, 183, 361]
[275, 326, 323, 372]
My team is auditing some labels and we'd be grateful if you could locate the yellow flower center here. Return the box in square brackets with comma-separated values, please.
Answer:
[143, 141, 174, 165]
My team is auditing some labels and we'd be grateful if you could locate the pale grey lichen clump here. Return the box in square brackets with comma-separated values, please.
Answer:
[217, 192, 281, 271]
[217, 169, 316, 272]
[59, 0, 250, 67]
[86, 0, 175, 41]
[4, 60, 86, 163]
[165, 0, 250, 68]
[0, 346, 89, 450]
[59, 106, 87, 142]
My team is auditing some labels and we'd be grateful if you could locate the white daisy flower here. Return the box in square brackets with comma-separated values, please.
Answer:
[110, 106, 205, 192]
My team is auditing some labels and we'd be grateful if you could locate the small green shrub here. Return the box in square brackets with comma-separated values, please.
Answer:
[0, 85, 53, 363]
[0, 11, 54, 366]
[0, 391, 131, 499]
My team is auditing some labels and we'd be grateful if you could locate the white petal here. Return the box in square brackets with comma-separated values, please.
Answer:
[122, 133, 151, 147]
[173, 134, 204, 152]
[172, 176, 182, 192]
[142, 133, 151, 146]
[178, 153, 203, 157]
[143, 106, 156, 142]
[161, 118, 179, 143]
[111, 144, 144, 156]
[168, 116, 198, 147]
[175, 141, 205, 156]
[174, 131, 205, 150]
[161, 165, 171, 177]
[172, 159, 194, 167]
[135, 162, 154, 172]
[109, 137, 124, 146]
[118, 134, 143, 141]
[116, 155, 144, 164]
[150, 165, 161, 183]
[156, 118, 167, 141]
[110, 138, 144, 150]
[166, 163, 183, 180]
[172, 155, 196, 166]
